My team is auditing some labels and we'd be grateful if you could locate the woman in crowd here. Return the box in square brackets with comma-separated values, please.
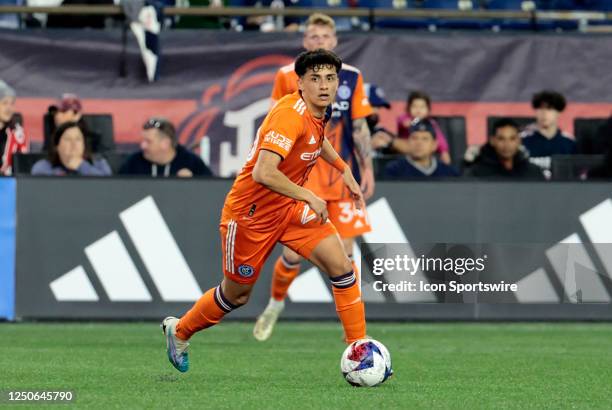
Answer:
[32, 121, 111, 176]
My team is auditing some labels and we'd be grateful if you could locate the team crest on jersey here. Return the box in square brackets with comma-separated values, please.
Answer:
[337, 84, 352, 100]
[238, 264, 255, 278]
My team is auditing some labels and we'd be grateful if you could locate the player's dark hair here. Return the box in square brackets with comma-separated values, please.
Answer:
[531, 90, 566, 112]
[492, 118, 519, 134]
[407, 91, 432, 110]
[294, 49, 342, 77]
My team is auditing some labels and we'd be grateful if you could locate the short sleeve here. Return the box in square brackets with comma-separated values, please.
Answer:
[351, 73, 373, 120]
[271, 70, 289, 103]
[259, 106, 304, 159]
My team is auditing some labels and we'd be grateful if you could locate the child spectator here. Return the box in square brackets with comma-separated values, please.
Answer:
[396, 91, 451, 164]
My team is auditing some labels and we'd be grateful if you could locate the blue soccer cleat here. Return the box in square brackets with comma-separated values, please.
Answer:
[161, 316, 190, 373]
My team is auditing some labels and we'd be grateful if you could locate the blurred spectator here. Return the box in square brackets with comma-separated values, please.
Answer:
[365, 84, 397, 154]
[384, 119, 459, 178]
[0, 79, 28, 176]
[465, 118, 544, 179]
[32, 122, 111, 176]
[396, 91, 451, 165]
[174, 0, 229, 29]
[120, 117, 212, 177]
[522, 90, 576, 170]
[45, 94, 114, 155]
[0, 0, 22, 29]
[587, 116, 612, 180]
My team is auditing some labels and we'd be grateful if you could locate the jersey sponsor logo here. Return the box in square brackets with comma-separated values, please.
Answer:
[263, 130, 293, 152]
[300, 148, 322, 162]
[337, 84, 352, 100]
[238, 264, 255, 278]
[331, 101, 350, 112]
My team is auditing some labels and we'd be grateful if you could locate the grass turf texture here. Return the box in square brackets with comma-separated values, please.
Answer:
[1, 322, 611, 409]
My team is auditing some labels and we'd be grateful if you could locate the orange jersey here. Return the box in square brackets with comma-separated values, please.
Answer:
[271, 62, 372, 201]
[223, 92, 326, 225]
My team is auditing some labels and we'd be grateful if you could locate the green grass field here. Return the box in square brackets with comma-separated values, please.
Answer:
[1, 322, 612, 409]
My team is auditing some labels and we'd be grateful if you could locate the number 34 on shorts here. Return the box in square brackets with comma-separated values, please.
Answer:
[327, 200, 372, 238]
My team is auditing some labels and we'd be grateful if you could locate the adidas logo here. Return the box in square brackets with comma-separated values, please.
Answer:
[49, 196, 202, 302]
[515, 198, 612, 303]
[308, 135, 317, 145]
[288, 197, 612, 304]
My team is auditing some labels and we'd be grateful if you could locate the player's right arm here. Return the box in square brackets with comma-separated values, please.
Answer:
[252, 150, 328, 222]
[252, 105, 328, 221]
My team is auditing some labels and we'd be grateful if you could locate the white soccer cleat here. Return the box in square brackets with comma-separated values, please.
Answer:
[253, 298, 285, 342]
[161, 316, 190, 373]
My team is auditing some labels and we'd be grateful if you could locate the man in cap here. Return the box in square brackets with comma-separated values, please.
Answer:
[384, 118, 459, 178]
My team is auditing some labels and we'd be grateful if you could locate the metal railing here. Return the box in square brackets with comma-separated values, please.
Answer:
[0, 5, 610, 27]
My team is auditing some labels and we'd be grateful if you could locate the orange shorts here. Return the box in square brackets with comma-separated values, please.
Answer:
[327, 200, 372, 238]
[220, 201, 338, 284]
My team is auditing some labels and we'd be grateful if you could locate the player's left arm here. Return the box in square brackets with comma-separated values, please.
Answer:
[351, 73, 375, 200]
[352, 117, 375, 200]
[320, 138, 364, 209]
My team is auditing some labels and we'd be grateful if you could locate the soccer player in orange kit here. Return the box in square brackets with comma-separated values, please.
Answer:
[161, 49, 367, 373]
[253, 13, 375, 341]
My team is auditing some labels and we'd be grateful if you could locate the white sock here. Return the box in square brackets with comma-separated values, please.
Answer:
[268, 297, 285, 310]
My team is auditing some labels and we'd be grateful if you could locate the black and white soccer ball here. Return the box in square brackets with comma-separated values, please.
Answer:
[340, 338, 393, 387]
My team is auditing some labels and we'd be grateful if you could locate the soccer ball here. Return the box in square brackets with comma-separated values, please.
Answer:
[340, 338, 393, 387]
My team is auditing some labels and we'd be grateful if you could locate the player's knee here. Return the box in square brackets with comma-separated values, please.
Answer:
[227, 290, 251, 307]
[328, 257, 353, 278]
[282, 248, 302, 265]
[221, 279, 253, 308]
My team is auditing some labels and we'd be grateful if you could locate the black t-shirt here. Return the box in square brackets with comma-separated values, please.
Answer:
[119, 144, 213, 177]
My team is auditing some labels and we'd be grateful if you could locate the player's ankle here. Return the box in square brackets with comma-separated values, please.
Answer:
[268, 297, 285, 310]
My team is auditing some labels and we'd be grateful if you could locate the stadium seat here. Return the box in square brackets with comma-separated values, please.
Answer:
[574, 117, 609, 155]
[102, 152, 131, 175]
[485, 0, 531, 10]
[43, 113, 115, 154]
[432, 116, 467, 168]
[551, 154, 604, 180]
[12, 153, 45, 175]
[487, 116, 535, 136]
[419, 0, 459, 9]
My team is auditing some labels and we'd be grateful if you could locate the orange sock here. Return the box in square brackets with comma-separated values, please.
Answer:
[330, 271, 366, 344]
[176, 286, 237, 340]
[271, 255, 300, 301]
[351, 259, 361, 296]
